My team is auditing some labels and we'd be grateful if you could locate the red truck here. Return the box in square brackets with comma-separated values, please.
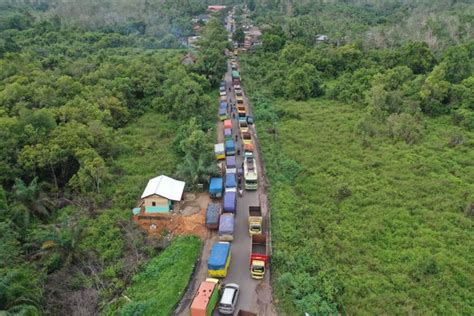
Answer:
[249, 234, 268, 279]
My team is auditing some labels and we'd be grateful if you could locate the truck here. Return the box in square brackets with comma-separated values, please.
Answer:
[244, 143, 254, 159]
[237, 105, 246, 121]
[208, 241, 231, 278]
[244, 157, 258, 190]
[223, 191, 236, 213]
[209, 177, 223, 198]
[224, 128, 232, 141]
[223, 119, 232, 130]
[225, 172, 236, 189]
[219, 107, 228, 121]
[241, 131, 252, 145]
[190, 278, 221, 316]
[250, 234, 268, 279]
[218, 213, 235, 241]
[206, 203, 221, 230]
[248, 206, 262, 235]
[225, 155, 236, 170]
[214, 143, 225, 160]
[232, 70, 240, 85]
[239, 120, 248, 133]
[225, 140, 235, 156]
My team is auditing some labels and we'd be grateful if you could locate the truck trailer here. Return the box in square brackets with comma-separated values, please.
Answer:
[218, 213, 235, 241]
[190, 278, 220, 316]
[214, 143, 225, 160]
[225, 140, 236, 156]
[206, 203, 221, 230]
[208, 242, 231, 278]
[248, 205, 262, 235]
[223, 191, 237, 213]
[241, 131, 252, 145]
[250, 234, 268, 279]
[209, 177, 223, 198]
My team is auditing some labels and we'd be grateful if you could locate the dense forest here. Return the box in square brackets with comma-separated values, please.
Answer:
[0, 2, 228, 314]
[237, 0, 474, 315]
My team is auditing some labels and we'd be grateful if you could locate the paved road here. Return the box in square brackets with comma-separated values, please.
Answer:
[175, 62, 275, 316]
[174, 11, 276, 316]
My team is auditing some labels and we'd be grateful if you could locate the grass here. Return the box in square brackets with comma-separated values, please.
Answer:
[106, 112, 178, 210]
[106, 236, 201, 316]
[257, 99, 474, 315]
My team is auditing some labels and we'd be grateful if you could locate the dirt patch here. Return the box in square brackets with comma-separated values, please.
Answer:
[136, 192, 211, 240]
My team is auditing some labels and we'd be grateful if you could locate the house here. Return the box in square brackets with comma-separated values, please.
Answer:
[208, 5, 226, 12]
[192, 14, 210, 24]
[139, 175, 185, 213]
[187, 36, 201, 48]
[181, 53, 197, 65]
[316, 34, 329, 43]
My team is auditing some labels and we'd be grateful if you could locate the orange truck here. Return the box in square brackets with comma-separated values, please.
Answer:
[190, 278, 221, 316]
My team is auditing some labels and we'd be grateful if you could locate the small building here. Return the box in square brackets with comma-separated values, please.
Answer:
[181, 53, 197, 65]
[139, 175, 185, 213]
[208, 5, 227, 12]
[193, 14, 210, 23]
[316, 35, 329, 43]
[187, 36, 201, 48]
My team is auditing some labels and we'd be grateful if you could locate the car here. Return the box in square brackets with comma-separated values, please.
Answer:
[218, 283, 240, 315]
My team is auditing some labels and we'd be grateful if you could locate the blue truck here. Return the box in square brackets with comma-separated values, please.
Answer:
[208, 242, 231, 278]
[223, 191, 237, 213]
[225, 140, 236, 156]
[225, 173, 236, 189]
[209, 177, 223, 199]
[206, 203, 221, 230]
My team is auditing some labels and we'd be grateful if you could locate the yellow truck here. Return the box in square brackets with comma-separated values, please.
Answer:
[208, 242, 231, 278]
[248, 205, 262, 235]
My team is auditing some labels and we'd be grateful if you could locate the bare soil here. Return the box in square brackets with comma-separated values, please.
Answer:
[136, 192, 211, 239]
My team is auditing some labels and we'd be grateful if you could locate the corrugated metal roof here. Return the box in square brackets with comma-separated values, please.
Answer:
[141, 175, 185, 201]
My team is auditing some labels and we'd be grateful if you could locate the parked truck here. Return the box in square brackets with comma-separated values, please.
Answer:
[248, 205, 262, 235]
[223, 190, 237, 213]
[232, 70, 240, 85]
[209, 177, 223, 198]
[218, 213, 235, 241]
[244, 157, 258, 190]
[225, 140, 236, 156]
[214, 143, 225, 160]
[239, 120, 248, 133]
[224, 119, 232, 130]
[206, 203, 221, 230]
[208, 241, 231, 278]
[224, 128, 232, 141]
[250, 234, 268, 279]
[241, 131, 252, 145]
[219, 106, 228, 121]
[244, 143, 254, 159]
[190, 278, 220, 316]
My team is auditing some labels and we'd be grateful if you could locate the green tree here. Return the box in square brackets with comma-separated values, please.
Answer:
[233, 27, 245, 45]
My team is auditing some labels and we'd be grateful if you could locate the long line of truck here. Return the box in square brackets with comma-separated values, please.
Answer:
[191, 50, 269, 316]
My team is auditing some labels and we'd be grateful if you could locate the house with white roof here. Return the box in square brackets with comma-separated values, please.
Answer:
[136, 175, 185, 214]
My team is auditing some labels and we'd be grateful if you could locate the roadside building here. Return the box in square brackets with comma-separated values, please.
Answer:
[135, 175, 185, 215]
[316, 34, 329, 43]
[208, 5, 227, 12]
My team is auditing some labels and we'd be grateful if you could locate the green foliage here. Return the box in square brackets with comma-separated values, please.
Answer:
[233, 27, 245, 45]
[109, 236, 201, 316]
[255, 99, 474, 315]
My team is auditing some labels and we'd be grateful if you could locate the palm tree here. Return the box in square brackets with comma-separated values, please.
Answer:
[13, 178, 54, 222]
[175, 152, 219, 190]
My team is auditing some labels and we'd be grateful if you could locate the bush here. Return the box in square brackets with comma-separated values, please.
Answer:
[387, 113, 423, 144]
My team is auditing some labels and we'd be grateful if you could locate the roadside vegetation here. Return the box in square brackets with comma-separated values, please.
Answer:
[106, 236, 202, 315]
[0, 3, 228, 314]
[238, 0, 474, 314]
